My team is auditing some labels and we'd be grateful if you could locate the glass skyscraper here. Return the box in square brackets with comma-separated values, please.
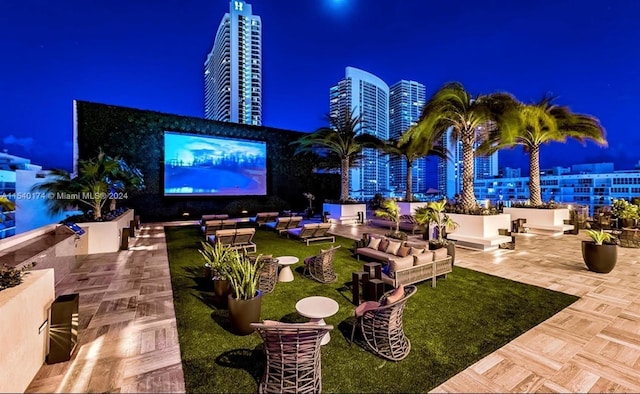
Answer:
[389, 80, 427, 197]
[330, 67, 389, 199]
[204, 0, 262, 126]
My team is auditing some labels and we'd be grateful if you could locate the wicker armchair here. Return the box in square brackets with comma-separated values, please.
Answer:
[247, 255, 279, 294]
[251, 322, 334, 394]
[302, 245, 341, 283]
[350, 285, 417, 361]
[619, 228, 640, 248]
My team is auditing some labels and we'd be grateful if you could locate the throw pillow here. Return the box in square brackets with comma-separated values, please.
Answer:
[413, 251, 434, 266]
[433, 247, 448, 260]
[386, 240, 402, 255]
[397, 245, 411, 257]
[378, 238, 390, 252]
[409, 246, 425, 255]
[355, 301, 381, 317]
[384, 284, 405, 305]
[367, 237, 381, 250]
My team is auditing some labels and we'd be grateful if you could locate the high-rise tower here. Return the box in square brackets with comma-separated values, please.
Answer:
[204, 0, 262, 125]
[389, 80, 426, 197]
[330, 67, 389, 199]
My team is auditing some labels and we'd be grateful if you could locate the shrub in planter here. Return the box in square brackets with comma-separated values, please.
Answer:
[0, 262, 36, 292]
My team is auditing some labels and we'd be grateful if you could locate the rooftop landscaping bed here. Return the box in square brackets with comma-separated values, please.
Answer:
[165, 226, 578, 393]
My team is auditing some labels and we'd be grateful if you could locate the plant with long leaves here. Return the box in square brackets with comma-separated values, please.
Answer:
[198, 241, 234, 279]
[227, 252, 263, 300]
[375, 199, 402, 234]
[291, 107, 383, 201]
[415, 199, 458, 246]
[585, 229, 613, 246]
[381, 124, 449, 202]
[31, 149, 145, 221]
[479, 94, 607, 206]
[404, 82, 519, 210]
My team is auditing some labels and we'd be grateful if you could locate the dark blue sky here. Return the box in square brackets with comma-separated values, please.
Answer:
[1, 0, 638, 175]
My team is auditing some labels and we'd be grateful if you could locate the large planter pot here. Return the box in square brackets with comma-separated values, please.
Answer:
[581, 241, 617, 273]
[212, 278, 231, 304]
[227, 291, 262, 335]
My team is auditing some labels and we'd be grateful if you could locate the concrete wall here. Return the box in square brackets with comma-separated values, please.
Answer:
[0, 269, 55, 393]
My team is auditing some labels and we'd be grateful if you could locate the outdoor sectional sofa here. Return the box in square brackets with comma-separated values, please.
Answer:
[355, 233, 452, 288]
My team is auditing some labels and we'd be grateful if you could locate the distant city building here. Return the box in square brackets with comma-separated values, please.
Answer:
[388, 80, 427, 198]
[437, 126, 499, 199]
[330, 67, 389, 199]
[500, 167, 521, 178]
[204, 0, 262, 125]
[475, 162, 640, 215]
[0, 153, 80, 238]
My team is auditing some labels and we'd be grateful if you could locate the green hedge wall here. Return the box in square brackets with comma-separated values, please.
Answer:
[75, 101, 338, 221]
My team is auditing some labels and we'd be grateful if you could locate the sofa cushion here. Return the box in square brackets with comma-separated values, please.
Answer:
[433, 247, 448, 260]
[389, 256, 413, 277]
[397, 245, 411, 257]
[378, 238, 390, 252]
[414, 251, 435, 265]
[386, 240, 402, 255]
[409, 246, 425, 255]
[367, 237, 381, 250]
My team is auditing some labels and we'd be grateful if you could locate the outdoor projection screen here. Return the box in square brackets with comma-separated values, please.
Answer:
[163, 131, 267, 196]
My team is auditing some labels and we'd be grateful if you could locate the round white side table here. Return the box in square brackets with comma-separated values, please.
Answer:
[276, 255, 299, 282]
[295, 296, 339, 345]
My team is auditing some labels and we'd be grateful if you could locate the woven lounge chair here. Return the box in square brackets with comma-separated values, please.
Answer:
[350, 285, 417, 361]
[247, 254, 279, 294]
[302, 245, 340, 283]
[619, 228, 640, 248]
[251, 322, 333, 394]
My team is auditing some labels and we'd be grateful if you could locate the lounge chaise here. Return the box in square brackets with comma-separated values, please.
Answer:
[286, 223, 335, 246]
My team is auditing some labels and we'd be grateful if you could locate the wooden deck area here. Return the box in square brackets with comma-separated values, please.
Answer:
[26, 221, 640, 393]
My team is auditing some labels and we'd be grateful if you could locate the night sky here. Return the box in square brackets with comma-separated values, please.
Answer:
[1, 0, 638, 179]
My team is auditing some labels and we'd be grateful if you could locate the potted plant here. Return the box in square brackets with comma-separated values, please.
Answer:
[415, 200, 458, 263]
[375, 199, 406, 240]
[581, 229, 617, 273]
[198, 241, 233, 301]
[226, 252, 264, 335]
[612, 199, 639, 228]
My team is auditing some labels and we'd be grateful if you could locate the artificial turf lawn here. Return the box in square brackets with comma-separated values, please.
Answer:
[165, 226, 578, 393]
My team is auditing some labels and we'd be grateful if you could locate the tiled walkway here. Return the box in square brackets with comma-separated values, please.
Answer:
[27, 221, 640, 393]
[26, 223, 185, 393]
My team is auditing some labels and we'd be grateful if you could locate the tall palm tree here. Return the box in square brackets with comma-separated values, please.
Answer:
[32, 149, 145, 220]
[382, 125, 448, 202]
[404, 82, 519, 210]
[482, 94, 607, 206]
[291, 107, 382, 201]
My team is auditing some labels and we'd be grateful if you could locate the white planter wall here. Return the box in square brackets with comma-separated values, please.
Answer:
[323, 203, 367, 224]
[0, 269, 55, 393]
[503, 207, 570, 227]
[397, 202, 428, 216]
[78, 209, 134, 254]
[448, 213, 512, 238]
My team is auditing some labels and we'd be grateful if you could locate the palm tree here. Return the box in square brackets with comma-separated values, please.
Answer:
[291, 107, 382, 201]
[404, 82, 519, 210]
[382, 124, 448, 202]
[375, 198, 401, 234]
[482, 94, 607, 206]
[32, 149, 145, 221]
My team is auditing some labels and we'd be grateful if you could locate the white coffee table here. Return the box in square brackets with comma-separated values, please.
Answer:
[295, 296, 339, 345]
[277, 255, 299, 282]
